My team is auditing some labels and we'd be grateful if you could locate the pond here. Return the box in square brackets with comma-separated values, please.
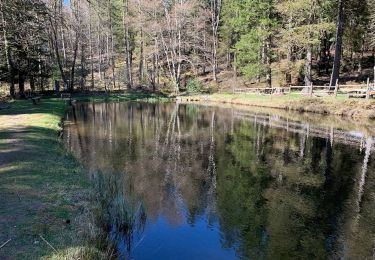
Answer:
[64, 101, 375, 259]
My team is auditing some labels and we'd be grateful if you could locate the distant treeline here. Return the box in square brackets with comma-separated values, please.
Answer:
[0, 0, 374, 97]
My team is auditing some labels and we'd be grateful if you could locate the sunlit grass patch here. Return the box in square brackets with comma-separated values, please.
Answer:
[0, 95, 158, 259]
[74, 92, 171, 103]
[44, 246, 114, 260]
[0, 98, 92, 259]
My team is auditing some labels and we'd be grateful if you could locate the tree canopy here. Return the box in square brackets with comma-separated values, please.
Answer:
[0, 0, 374, 97]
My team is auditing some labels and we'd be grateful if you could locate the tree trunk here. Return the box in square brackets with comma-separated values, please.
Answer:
[18, 72, 25, 98]
[321, 33, 329, 75]
[39, 59, 44, 92]
[265, 38, 272, 88]
[77, 0, 85, 91]
[60, 27, 67, 67]
[226, 48, 231, 69]
[152, 53, 156, 91]
[234, 52, 237, 93]
[70, 36, 79, 92]
[139, 28, 144, 84]
[156, 40, 160, 86]
[330, 0, 344, 86]
[88, 1, 94, 89]
[80, 43, 85, 91]
[70, 0, 80, 92]
[176, 20, 182, 94]
[106, 35, 109, 68]
[30, 76, 35, 94]
[96, 0, 102, 81]
[123, 0, 133, 88]
[305, 44, 313, 86]
[211, 0, 221, 82]
[108, 0, 116, 90]
[9, 73, 15, 98]
[212, 35, 218, 82]
[40, 79, 44, 92]
[97, 27, 102, 81]
[49, 16, 67, 87]
[286, 46, 292, 85]
[358, 41, 364, 74]
[1, 0, 15, 98]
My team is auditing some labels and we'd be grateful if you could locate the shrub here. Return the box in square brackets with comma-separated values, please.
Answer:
[186, 78, 204, 94]
[207, 81, 219, 94]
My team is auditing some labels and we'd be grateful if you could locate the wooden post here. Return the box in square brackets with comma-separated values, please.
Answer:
[309, 83, 313, 96]
[366, 78, 370, 100]
[334, 79, 339, 97]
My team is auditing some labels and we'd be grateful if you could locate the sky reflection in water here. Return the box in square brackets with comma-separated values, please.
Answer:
[64, 102, 375, 260]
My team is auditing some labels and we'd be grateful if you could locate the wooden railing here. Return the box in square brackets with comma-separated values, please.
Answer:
[232, 80, 375, 99]
[234, 110, 375, 151]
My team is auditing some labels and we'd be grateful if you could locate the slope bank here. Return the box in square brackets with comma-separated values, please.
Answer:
[179, 93, 375, 120]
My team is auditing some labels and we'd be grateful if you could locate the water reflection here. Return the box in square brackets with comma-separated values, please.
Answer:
[64, 102, 375, 259]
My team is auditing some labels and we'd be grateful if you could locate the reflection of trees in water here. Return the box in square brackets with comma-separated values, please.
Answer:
[215, 117, 374, 259]
[65, 102, 220, 222]
[333, 137, 375, 259]
[64, 102, 375, 259]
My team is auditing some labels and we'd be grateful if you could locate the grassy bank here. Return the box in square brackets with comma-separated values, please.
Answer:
[73, 91, 171, 103]
[0, 98, 108, 259]
[180, 93, 375, 120]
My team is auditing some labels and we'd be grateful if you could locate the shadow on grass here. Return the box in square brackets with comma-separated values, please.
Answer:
[0, 93, 171, 119]
[0, 124, 92, 259]
[0, 95, 160, 258]
[0, 98, 102, 259]
[0, 98, 67, 117]
[0, 104, 140, 259]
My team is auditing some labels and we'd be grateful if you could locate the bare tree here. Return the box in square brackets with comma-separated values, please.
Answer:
[209, 0, 221, 82]
[330, 0, 345, 86]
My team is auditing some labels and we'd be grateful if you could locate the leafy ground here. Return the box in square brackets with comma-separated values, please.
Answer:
[180, 93, 375, 120]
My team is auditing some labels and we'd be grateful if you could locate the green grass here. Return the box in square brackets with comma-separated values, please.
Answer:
[0, 98, 92, 259]
[182, 92, 375, 119]
[214, 92, 349, 102]
[0, 92, 169, 259]
[73, 92, 171, 103]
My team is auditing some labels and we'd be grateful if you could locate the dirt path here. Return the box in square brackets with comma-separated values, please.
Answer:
[0, 100, 89, 259]
[0, 123, 43, 258]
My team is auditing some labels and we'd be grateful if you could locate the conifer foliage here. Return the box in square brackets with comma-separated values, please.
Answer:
[0, 0, 374, 97]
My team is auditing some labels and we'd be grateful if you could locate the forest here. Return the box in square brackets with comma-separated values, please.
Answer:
[0, 0, 374, 97]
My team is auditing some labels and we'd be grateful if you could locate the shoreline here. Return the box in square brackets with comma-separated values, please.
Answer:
[0, 93, 171, 259]
[0, 97, 117, 259]
[0, 98, 87, 258]
[1, 93, 374, 258]
[178, 93, 375, 120]
[179, 100, 375, 137]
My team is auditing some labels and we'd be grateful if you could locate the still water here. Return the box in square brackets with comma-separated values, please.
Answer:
[64, 101, 375, 259]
